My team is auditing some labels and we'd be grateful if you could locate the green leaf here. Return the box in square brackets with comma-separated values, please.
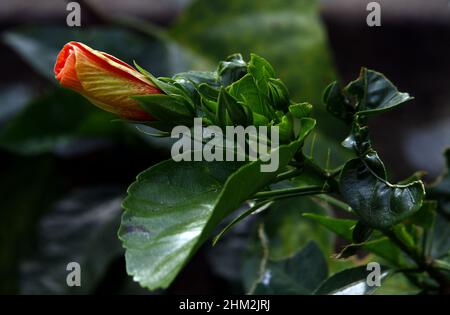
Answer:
[171, 0, 335, 105]
[304, 214, 411, 267]
[20, 187, 124, 294]
[248, 53, 275, 96]
[228, 74, 270, 118]
[119, 119, 316, 290]
[253, 241, 328, 294]
[392, 224, 416, 250]
[268, 78, 290, 111]
[120, 160, 239, 290]
[198, 83, 220, 101]
[212, 201, 273, 246]
[352, 221, 373, 244]
[289, 103, 313, 119]
[315, 265, 390, 295]
[340, 155, 425, 229]
[218, 87, 249, 126]
[347, 68, 414, 116]
[173, 71, 219, 88]
[217, 53, 248, 86]
[431, 213, 450, 260]
[408, 200, 436, 229]
[172, 0, 349, 169]
[363, 238, 413, 267]
[341, 118, 371, 154]
[303, 129, 354, 171]
[0, 156, 62, 293]
[0, 89, 130, 155]
[323, 81, 354, 124]
[133, 94, 194, 128]
[373, 272, 421, 295]
[134, 63, 189, 98]
[303, 213, 354, 240]
[275, 113, 295, 144]
[263, 197, 333, 260]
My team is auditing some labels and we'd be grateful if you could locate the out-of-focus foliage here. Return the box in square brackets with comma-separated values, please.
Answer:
[2, 0, 441, 295]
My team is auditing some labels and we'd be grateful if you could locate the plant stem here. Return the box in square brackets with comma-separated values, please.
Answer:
[291, 153, 341, 192]
[253, 186, 328, 201]
[385, 230, 450, 293]
[315, 194, 353, 213]
[248, 223, 270, 295]
[273, 167, 304, 182]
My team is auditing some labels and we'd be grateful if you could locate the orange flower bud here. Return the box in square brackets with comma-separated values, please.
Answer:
[54, 42, 161, 121]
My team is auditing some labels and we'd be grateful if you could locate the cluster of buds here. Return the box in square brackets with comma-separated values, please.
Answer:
[55, 42, 313, 143]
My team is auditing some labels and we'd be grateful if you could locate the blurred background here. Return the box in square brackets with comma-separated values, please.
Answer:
[0, 0, 449, 294]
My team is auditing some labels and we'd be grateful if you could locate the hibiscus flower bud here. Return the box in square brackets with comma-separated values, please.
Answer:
[54, 41, 161, 121]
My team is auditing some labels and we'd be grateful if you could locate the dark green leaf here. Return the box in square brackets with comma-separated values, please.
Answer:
[304, 214, 411, 267]
[0, 89, 129, 155]
[212, 201, 273, 246]
[268, 78, 290, 110]
[198, 83, 220, 101]
[373, 272, 421, 295]
[289, 103, 313, 119]
[133, 94, 194, 127]
[275, 113, 295, 144]
[120, 160, 239, 290]
[119, 119, 316, 290]
[323, 81, 354, 123]
[392, 224, 416, 250]
[228, 74, 270, 118]
[218, 87, 248, 126]
[253, 241, 328, 294]
[303, 129, 355, 171]
[347, 68, 414, 116]
[315, 265, 390, 295]
[408, 200, 437, 229]
[0, 156, 61, 293]
[341, 118, 371, 154]
[216, 89, 228, 127]
[217, 53, 248, 86]
[352, 221, 373, 244]
[340, 156, 425, 229]
[173, 71, 218, 87]
[263, 197, 333, 260]
[303, 213, 354, 240]
[248, 53, 275, 95]
[20, 187, 123, 294]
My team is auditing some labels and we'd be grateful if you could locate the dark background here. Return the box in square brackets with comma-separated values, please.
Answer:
[0, 0, 449, 294]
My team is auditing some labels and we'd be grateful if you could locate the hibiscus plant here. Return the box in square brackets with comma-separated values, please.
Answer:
[53, 41, 450, 295]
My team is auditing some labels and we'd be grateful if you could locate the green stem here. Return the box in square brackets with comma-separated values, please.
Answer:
[431, 259, 450, 272]
[291, 153, 341, 192]
[315, 194, 353, 213]
[253, 185, 328, 201]
[385, 230, 450, 293]
[248, 223, 270, 295]
[274, 167, 304, 182]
